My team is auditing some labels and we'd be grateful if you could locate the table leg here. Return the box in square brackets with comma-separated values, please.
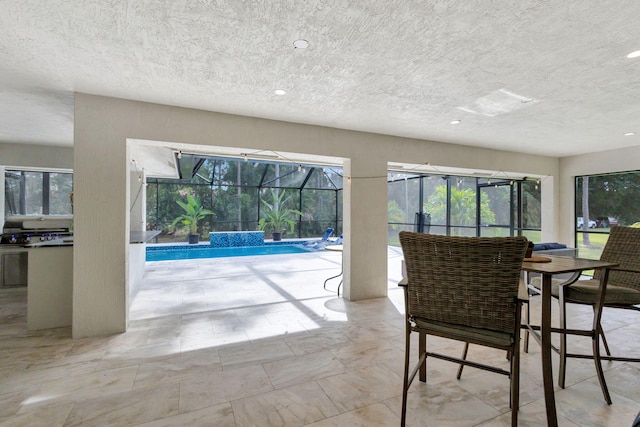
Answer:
[323, 270, 343, 293]
[541, 273, 558, 427]
[323, 252, 344, 295]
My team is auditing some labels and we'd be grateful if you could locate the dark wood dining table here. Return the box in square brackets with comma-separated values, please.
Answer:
[521, 255, 618, 427]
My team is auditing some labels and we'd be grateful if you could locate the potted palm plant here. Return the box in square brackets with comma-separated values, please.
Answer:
[258, 189, 303, 241]
[171, 194, 214, 244]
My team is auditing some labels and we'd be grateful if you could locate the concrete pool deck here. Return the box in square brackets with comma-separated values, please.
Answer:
[136, 245, 406, 320]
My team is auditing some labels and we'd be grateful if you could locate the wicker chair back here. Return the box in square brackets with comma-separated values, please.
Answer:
[399, 232, 528, 334]
[593, 226, 640, 292]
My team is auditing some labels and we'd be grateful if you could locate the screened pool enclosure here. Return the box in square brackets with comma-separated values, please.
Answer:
[146, 154, 344, 242]
[145, 154, 541, 245]
[387, 174, 542, 245]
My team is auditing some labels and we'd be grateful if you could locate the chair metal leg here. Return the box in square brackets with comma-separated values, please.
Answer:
[457, 342, 469, 379]
[523, 299, 530, 353]
[556, 269, 615, 405]
[512, 331, 521, 426]
[592, 269, 612, 405]
[592, 328, 612, 404]
[593, 307, 611, 356]
[558, 288, 568, 389]
[599, 326, 611, 356]
[510, 302, 522, 426]
[419, 331, 427, 382]
[401, 323, 411, 427]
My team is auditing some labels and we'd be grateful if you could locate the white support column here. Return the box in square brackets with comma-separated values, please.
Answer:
[540, 175, 558, 243]
[73, 97, 129, 338]
[342, 157, 388, 300]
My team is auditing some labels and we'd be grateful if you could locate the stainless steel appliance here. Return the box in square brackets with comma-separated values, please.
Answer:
[1, 251, 28, 287]
[0, 216, 73, 288]
[1, 215, 73, 245]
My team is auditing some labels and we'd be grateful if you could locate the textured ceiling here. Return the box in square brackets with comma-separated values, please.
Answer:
[1, 1, 640, 157]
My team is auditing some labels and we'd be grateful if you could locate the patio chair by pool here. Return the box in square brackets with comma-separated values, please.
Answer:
[320, 227, 334, 241]
[304, 228, 334, 249]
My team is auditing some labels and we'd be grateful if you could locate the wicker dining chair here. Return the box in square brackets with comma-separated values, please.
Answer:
[527, 225, 640, 404]
[399, 232, 528, 427]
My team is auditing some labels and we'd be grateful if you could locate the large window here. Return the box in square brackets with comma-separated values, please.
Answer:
[388, 172, 541, 246]
[4, 170, 73, 217]
[575, 170, 640, 259]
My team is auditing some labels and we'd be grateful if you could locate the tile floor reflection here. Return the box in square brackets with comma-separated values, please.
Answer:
[1, 247, 639, 426]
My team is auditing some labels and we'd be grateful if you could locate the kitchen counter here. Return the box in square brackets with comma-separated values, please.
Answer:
[16, 230, 160, 331]
[20, 230, 161, 330]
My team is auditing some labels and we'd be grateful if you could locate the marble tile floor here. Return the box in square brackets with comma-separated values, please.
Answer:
[1, 248, 639, 426]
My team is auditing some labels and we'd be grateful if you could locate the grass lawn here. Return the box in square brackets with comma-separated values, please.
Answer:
[577, 229, 611, 259]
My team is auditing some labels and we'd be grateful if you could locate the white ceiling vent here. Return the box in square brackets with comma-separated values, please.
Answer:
[459, 89, 538, 117]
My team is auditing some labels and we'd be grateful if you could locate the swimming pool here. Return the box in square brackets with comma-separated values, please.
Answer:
[146, 244, 313, 262]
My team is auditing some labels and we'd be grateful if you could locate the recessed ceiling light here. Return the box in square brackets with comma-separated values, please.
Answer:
[627, 50, 640, 59]
[293, 39, 309, 49]
[624, 132, 636, 136]
[274, 89, 287, 96]
[450, 120, 462, 125]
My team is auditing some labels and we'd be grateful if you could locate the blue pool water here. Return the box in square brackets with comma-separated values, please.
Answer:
[146, 244, 313, 262]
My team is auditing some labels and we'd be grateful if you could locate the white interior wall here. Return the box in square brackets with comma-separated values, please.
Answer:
[73, 93, 560, 337]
